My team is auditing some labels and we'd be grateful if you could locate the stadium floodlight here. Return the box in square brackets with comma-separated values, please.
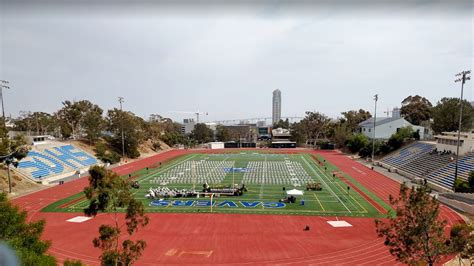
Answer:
[453, 70, 471, 188]
[371, 94, 378, 166]
[118, 97, 125, 162]
[0, 80, 12, 193]
[0, 80, 10, 124]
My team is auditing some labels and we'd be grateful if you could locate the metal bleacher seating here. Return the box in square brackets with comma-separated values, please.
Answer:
[17, 144, 98, 180]
[398, 152, 452, 178]
[427, 152, 474, 189]
[381, 142, 435, 168]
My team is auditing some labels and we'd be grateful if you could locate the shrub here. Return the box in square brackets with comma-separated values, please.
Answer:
[94, 142, 121, 164]
[453, 179, 470, 193]
[346, 134, 369, 154]
[469, 171, 474, 193]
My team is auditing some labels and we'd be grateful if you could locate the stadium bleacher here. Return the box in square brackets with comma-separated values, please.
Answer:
[381, 142, 435, 168]
[17, 144, 98, 180]
[397, 152, 452, 178]
[427, 152, 474, 189]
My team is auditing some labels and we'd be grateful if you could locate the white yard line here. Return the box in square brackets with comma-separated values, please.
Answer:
[301, 154, 351, 213]
[259, 154, 266, 200]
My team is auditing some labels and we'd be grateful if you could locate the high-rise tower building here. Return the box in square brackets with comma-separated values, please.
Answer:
[272, 89, 281, 125]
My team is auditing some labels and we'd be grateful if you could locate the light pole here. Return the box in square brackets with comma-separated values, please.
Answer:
[118, 97, 125, 163]
[371, 94, 378, 165]
[453, 70, 471, 187]
[1, 80, 12, 193]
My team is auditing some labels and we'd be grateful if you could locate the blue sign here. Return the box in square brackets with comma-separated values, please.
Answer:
[149, 200, 286, 209]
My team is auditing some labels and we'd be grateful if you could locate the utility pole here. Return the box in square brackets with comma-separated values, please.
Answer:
[371, 94, 378, 165]
[118, 97, 125, 163]
[1, 80, 12, 193]
[453, 70, 471, 187]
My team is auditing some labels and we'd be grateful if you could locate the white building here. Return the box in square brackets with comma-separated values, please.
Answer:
[271, 127, 296, 148]
[181, 118, 196, 134]
[207, 142, 225, 149]
[272, 89, 281, 124]
[359, 116, 426, 140]
[435, 131, 474, 156]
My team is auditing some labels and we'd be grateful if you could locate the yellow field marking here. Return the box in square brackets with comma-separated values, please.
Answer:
[347, 190, 368, 213]
[334, 180, 368, 213]
[313, 193, 326, 212]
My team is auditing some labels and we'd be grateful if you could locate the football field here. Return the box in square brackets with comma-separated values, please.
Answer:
[43, 152, 391, 217]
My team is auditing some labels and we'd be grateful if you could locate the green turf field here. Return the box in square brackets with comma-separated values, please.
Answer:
[42, 152, 391, 218]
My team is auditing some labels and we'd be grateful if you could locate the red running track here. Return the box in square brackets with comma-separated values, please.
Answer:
[12, 149, 463, 265]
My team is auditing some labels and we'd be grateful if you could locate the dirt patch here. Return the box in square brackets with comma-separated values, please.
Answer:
[0, 167, 44, 198]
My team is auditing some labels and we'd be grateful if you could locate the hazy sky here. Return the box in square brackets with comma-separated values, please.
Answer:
[1, 0, 472, 122]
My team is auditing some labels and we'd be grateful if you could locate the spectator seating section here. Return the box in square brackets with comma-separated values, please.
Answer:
[381, 142, 435, 168]
[18, 144, 98, 179]
[397, 152, 452, 178]
[427, 152, 474, 189]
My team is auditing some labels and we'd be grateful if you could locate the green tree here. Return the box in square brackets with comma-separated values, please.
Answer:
[375, 183, 449, 266]
[332, 123, 351, 149]
[14, 111, 56, 135]
[57, 100, 87, 139]
[400, 95, 433, 125]
[470, 171, 474, 192]
[387, 126, 414, 150]
[432, 98, 474, 133]
[291, 111, 331, 145]
[57, 100, 105, 140]
[106, 109, 145, 159]
[145, 115, 185, 147]
[453, 178, 470, 193]
[215, 125, 230, 142]
[82, 104, 104, 144]
[0, 193, 56, 265]
[273, 119, 290, 129]
[83, 166, 149, 266]
[289, 122, 306, 145]
[340, 109, 372, 133]
[0, 121, 29, 194]
[346, 133, 369, 154]
[191, 123, 213, 143]
[94, 142, 121, 164]
[447, 223, 474, 263]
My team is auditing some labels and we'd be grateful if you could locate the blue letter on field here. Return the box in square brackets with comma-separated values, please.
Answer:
[217, 201, 238, 208]
[240, 201, 261, 208]
[150, 200, 170, 207]
[263, 202, 286, 208]
[195, 200, 212, 207]
[172, 200, 194, 207]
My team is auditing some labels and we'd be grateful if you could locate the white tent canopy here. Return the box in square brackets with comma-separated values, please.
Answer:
[286, 189, 304, 196]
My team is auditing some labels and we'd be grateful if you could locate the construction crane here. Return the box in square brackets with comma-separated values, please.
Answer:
[168, 111, 208, 123]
